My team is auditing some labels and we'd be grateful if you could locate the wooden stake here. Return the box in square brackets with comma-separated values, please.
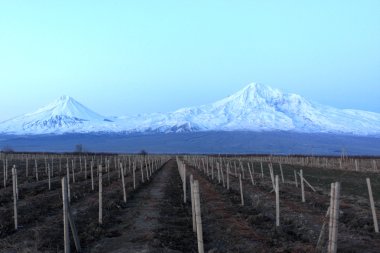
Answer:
[275, 175, 279, 227]
[66, 163, 71, 202]
[84, 159, 87, 181]
[366, 178, 379, 233]
[194, 180, 204, 253]
[331, 182, 340, 253]
[90, 161, 94, 191]
[62, 176, 70, 253]
[121, 163, 127, 203]
[221, 165, 225, 188]
[328, 182, 340, 253]
[12, 165, 18, 230]
[294, 170, 298, 188]
[217, 163, 221, 183]
[239, 174, 244, 206]
[183, 165, 187, 203]
[227, 164, 230, 190]
[48, 164, 51, 190]
[279, 163, 284, 183]
[26, 158, 28, 177]
[98, 165, 103, 225]
[133, 162, 136, 190]
[248, 163, 254, 186]
[72, 160, 75, 183]
[300, 170, 305, 203]
[35, 159, 39, 182]
[190, 175, 196, 233]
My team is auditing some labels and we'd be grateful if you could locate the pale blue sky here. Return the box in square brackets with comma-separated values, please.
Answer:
[0, 0, 379, 121]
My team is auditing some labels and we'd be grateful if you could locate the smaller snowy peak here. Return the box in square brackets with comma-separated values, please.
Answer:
[0, 95, 114, 134]
[26, 95, 108, 122]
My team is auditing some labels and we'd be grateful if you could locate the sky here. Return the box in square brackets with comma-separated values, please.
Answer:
[0, 0, 379, 121]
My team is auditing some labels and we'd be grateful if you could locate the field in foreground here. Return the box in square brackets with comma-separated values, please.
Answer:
[0, 153, 380, 252]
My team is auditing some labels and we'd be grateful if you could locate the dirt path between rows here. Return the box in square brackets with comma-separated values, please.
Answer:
[186, 163, 269, 253]
[89, 159, 196, 253]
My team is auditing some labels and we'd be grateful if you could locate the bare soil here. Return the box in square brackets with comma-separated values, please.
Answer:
[1, 155, 380, 252]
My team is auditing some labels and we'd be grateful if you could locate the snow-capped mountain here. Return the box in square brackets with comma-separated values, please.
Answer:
[1, 83, 380, 136]
[162, 83, 380, 135]
[0, 95, 116, 134]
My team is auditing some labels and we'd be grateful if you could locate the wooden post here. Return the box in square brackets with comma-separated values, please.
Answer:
[240, 162, 245, 179]
[3, 159, 6, 188]
[221, 165, 225, 188]
[72, 160, 75, 183]
[183, 165, 187, 203]
[51, 157, 54, 177]
[217, 163, 221, 183]
[328, 182, 340, 253]
[190, 175, 196, 233]
[331, 182, 340, 253]
[248, 163, 254, 186]
[71, 160, 75, 183]
[269, 164, 275, 191]
[211, 164, 214, 180]
[141, 162, 144, 183]
[62, 177, 70, 253]
[366, 178, 379, 233]
[90, 161, 94, 191]
[66, 163, 71, 202]
[260, 162, 264, 178]
[133, 162, 136, 190]
[84, 159, 87, 181]
[98, 165, 103, 225]
[300, 170, 305, 203]
[12, 165, 18, 230]
[227, 164, 230, 190]
[328, 183, 335, 252]
[194, 180, 204, 253]
[121, 163, 127, 203]
[294, 170, 298, 188]
[48, 164, 51, 190]
[279, 163, 284, 183]
[355, 160, 358, 172]
[26, 158, 29, 177]
[35, 159, 39, 182]
[239, 174, 244, 206]
[275, 175, 279, 227]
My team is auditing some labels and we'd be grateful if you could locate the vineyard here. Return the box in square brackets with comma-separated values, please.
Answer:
[0, 153, 380, 252]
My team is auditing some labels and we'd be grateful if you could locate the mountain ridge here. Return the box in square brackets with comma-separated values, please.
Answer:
[1, 83, 380, 136]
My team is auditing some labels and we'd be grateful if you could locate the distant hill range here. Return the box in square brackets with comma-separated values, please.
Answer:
[1, 83, 380, 136]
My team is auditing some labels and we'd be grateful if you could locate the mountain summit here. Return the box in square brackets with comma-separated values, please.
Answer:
[167, 83, 380, 135]
[0, 96, 112, 134]
[1, 83, 380, 136]
[26, 95, 108, 121]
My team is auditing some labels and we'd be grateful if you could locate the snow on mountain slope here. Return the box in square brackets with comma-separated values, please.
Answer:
[160, 83, 380, 135]
[0, 95, 117, 134]
[0, 84, 379, 136]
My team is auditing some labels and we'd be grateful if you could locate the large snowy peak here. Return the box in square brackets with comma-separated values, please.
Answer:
[168, 83, 380, 135]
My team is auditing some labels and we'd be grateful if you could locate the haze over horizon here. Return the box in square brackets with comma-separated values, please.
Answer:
[0, 1, 379, 121]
